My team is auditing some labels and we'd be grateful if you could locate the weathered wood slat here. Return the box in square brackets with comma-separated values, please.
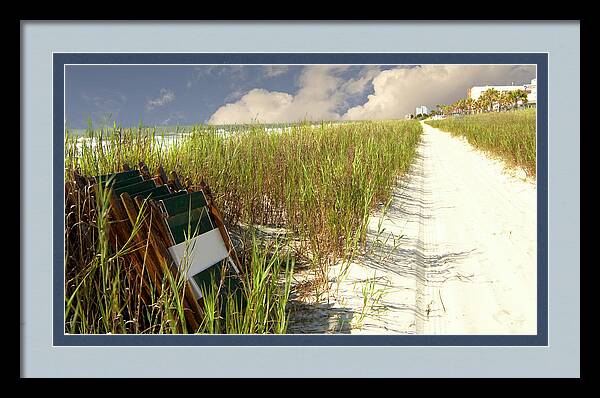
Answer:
[102, 185, 153, 305]
[136, 196, 204, 330]
[169, 170, 184, 191]
[138, 162, 151, 180]
[86, 166, 241, 333]
[120, 193, 165, 291]
[156, 166, 169, 186]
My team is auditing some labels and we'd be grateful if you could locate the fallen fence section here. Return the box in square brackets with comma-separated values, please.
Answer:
[77, 162, 243, 331]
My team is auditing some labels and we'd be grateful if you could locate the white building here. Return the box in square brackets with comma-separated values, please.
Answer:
[415, 105, 429, 115]
[467, 84, 524, 101]
[524, 78, 537, 105]
[467, 78, 537, 107]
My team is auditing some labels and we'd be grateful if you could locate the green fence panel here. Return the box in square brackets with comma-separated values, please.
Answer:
[133, 185, 171, 200]
[192, 261, 225, 295]
[160, 191, 209, 217]
[166, 206, 216, 244]
[192, 261, 246, 313]
[113, 180, 157, 197]
[95, 169, 140, 184]
[153, 190, 188, 201]
[108, 175, 144, 190]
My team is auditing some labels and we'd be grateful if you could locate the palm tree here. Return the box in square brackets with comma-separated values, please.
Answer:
[465, 98, 476, 114]
[458, 99, 468, 114]
[509, 89, 529, 108]
[478, 88, 500, 112]
[476, 95, 489, 113]
[451, 100, 460, 114]
[450, 100, 460, 115]
[475, 96, 483, 113]
[498, 91, 512, 111]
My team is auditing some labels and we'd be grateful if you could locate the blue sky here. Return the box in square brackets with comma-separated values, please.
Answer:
[65, 64, 536, 128]
[66, 65, 293, 127]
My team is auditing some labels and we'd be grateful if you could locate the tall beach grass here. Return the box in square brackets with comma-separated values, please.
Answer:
[64, 120, 422, 333]
[425, 108, 536, 177]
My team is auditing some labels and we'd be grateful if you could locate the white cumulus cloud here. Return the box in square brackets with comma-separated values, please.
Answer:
[263, 65, 291, 77]
[208, 65, 536, 124]
[343, 65, 536, 120]
[209, 89, 294, 124]
[146, 88, 175, 111]
[341, 66, 382, 95]
[209, 66, 349, 124]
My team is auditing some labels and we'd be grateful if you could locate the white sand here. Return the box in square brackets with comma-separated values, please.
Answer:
[289, 121, 537, 335]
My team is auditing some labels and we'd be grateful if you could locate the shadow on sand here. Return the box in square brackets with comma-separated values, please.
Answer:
[286, 299, 354, 334]
[362, 151, 476, 284]
[286, 148, 480, 334]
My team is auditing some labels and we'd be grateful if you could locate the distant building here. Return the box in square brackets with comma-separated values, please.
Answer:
[467, 84, 524, 101]
[524, 78, 537, 105]
[415, 105, 429, 115]
[467, 78, 537, 108]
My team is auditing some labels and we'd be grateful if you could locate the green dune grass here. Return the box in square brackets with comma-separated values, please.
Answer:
[64, 119, 422, 334]
[426, 108, 536, 177]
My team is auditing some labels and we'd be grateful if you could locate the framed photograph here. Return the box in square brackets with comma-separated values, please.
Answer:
[22, 21, 580, 378]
